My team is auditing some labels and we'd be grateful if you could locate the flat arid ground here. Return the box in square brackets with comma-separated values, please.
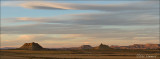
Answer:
[1, 49, 159, 59]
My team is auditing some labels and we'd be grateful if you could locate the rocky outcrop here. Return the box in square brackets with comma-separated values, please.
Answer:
[95, 43, 110, 49]
[19, 42, 44, 50]
[110, 44, 160, 49]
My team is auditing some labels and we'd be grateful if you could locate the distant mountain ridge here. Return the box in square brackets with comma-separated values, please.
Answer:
[110, 44, 160, 49]
[0, 47, 17, 50]
[1, 43, 160, 50]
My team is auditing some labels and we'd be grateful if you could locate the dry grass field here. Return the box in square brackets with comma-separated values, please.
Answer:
[1, 49, 159, 59]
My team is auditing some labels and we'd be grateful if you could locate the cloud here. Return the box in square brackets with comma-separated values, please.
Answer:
[3, 10, 158, 26]
[1, 23, 158, 43]
[1, 1, 159, 48]
[133, 37, 158, 40]
[20, 2, 71, 10]
[2, 1, 158, 28]
[61, 34, 82, 38]
[66, 12, 158, 25]
[3, 1, 158, 11]
[1, 34, 159, 48]
[19, 1, 158, 11]
[1, 11, 158, 34]
[17, 35, 34, 40]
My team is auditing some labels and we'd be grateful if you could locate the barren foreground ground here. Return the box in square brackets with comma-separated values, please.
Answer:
[1, 50, 159, 59]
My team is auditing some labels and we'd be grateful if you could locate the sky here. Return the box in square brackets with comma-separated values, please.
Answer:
[1, 0, 159, 48]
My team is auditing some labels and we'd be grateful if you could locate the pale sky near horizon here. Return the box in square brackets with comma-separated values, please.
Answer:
[1, 0, 159, 48]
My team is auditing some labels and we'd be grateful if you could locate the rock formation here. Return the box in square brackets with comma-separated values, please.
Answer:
[19, 42, 44, 50]
[110, 44, 160, 49]
[95, 43, 110, 49]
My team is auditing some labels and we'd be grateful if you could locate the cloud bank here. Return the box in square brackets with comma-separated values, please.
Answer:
[20, 1, 158, 12]
[1, 1, 159, 48]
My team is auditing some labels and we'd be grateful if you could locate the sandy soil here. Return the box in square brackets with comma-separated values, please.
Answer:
[1, 50, 159, 59]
